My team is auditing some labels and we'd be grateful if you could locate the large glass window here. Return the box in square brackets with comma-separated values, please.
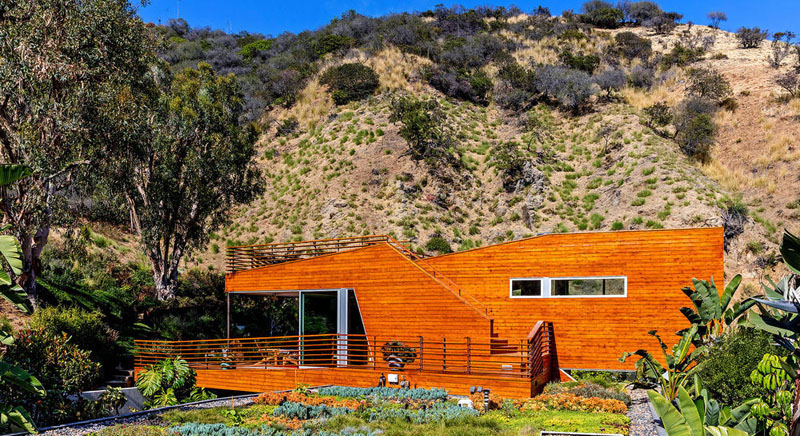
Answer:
[552, 277, 625, 296]
[510, 279, 542, 297]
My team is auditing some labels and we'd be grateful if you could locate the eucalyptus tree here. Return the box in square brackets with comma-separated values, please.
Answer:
[104, 63, 263, 300]
[0, 0, 156, 306]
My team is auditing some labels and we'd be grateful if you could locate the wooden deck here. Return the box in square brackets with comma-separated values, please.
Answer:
[134, 324, 559, 398]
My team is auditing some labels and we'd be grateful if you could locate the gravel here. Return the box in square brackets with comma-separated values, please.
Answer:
[38, 396, 258, 436]
[627, 388, 660, 436]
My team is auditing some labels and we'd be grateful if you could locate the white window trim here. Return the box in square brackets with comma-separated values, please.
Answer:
[509, 276, 628, 299]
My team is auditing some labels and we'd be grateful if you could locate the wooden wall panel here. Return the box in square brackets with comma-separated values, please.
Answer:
[192, 367, 534, 398]
[226, 244, 492, 340]
[423, 227, 725, 370]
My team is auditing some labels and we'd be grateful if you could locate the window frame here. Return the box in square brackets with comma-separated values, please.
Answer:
[508, 276, 627, 299]
[508, 278, 545, 298]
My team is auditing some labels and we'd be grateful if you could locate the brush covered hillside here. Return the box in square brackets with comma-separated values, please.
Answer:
[142, 3, 799, 286]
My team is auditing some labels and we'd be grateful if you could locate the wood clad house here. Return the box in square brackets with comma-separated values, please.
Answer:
[134, 227, 724, 398]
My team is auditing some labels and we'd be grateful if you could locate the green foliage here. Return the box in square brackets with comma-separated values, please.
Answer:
[319, 63, 379, 105]
[317, 386, 448, 401]
[315, 34, 355, 56]
[580, 2, 623, 28]
[389, 96, 457, 168]
[100, 386, 128, 415]
[1, 328, 101, 427]
[673, 98, 717, 162]
[678, 275, 753, 347]
[749, 354, 793, 436]
[662, 44, 705, 69]
[620, 327, 703, 401]
[273, 401, 351, 420]
[643, 102, 673, 129]
[559, 50, 601, 74]
[239, 39, 273, 59]
[695, 328, 788, 406]
[29, 306, 118, 376]
[648, 386, 753, 436]
[136, 358, 215, 408]
[425, 236, 453, 254]
[609, 32, 652, 61]
[544, 381, 631, 405]
[105, 62, 264, 300]
[0, 0, 157, 303]
[686, 68, 733, 104]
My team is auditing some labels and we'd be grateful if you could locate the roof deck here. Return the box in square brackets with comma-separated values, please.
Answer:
[226, 235, 423, 273]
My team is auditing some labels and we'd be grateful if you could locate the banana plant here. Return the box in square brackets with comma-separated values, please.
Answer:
[620, 326, 705, 401]
[679, 274, 753, 347]
[750, 354, 793, 436]
[0, 164, 32, 314]
[648, 385, 754, 436]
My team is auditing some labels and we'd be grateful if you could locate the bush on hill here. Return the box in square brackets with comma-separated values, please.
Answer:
[319, 63, 380, 105]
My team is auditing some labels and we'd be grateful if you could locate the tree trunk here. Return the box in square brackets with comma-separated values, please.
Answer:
[17, 226, 47, 310]
[151, 262, 179, 301]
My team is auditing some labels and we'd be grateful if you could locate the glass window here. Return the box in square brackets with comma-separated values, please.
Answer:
[552, 278, 625, 296]
[511, 279, 542, 297]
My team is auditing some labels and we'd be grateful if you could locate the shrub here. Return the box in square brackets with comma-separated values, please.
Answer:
[276, 117, 298, 137]
[775, 71, 800, 98]
[661, 43, 705, 68]
[1, 328, 102, 426]
[272, 401, 351, 420]
[695, 327, 788, 406]
[642, 102, 673, 128]
[389, 96, 457, 167]
[534, 65, 597, 111]
[544, 381, 631, 405]
[673, 98, 717, 162]
[609, 32, 652, 61]
[645, 11, 682, 35]
[559, 50, 600, 74]
[29, 307, 118, 377]
[360, 401, 477, 423]
[254, 392, 362, 409]
[628, 65, 655, 89]
[517, 393, 628, 414]
[239, 39, 273, 60]
[685, 67, 732, 104]
[594, 69, 626, 97]
[316, 386, 448, 401]
[425, 236, 453, 254]
[707, 11, 727, 29]
[314, 34, 354, 56]
[319, 63, 379, 105]
[95, 425, 167, 436]
[135, 358, 216, 408]
[580, 1, 623, 29]
[769, 31, 796, 68]
[625, 1, 662, 25]
[426, 67, 492, 104]
[736, 27, 768, 49]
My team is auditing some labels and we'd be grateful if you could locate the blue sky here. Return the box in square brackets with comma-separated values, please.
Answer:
[136, 1, 799, 37]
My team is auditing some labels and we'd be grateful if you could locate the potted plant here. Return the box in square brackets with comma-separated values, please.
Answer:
[381, 341, 417, 371]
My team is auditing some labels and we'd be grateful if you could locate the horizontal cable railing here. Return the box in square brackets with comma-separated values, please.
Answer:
[385, 236, 492, 320]
[226, 235, 418, 273]
[135, 333, 543, 379]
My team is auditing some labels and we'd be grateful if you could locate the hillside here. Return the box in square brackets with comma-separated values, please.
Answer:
[95, 7, 799, 292]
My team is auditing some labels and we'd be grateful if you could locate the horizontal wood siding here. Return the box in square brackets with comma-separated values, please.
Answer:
[226, 244, 491, 340]
[423, 228, 725, 370]
[189, 367, 534, 398]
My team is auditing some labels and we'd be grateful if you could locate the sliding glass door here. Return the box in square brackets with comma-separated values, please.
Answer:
[299, 289, 350, 366]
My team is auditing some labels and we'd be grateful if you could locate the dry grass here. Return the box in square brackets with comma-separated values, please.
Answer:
[272, 78, 333, 129]
[361, 47, 431, 93]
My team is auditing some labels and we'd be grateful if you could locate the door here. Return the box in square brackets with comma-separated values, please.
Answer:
[299, 290, 347, 366]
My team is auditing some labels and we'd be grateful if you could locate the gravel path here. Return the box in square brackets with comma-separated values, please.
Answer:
[627, 388, 659, 436]
[38, 396, 257, 436]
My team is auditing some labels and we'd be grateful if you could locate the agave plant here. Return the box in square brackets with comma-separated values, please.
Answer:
[648, 384, 755, 436]
[679, 274, 753, 347]
[620, 326, 705, 401]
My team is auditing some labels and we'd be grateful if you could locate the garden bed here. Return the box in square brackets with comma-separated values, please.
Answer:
[37, 383, 642, 436]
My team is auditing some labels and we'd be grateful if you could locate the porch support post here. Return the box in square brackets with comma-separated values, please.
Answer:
[226, 292, 231, 339]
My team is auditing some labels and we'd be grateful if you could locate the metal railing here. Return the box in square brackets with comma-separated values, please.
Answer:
[134, 333, 550, 379]
[226, 235, 415, 273]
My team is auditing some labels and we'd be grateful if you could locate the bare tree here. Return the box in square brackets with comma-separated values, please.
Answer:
[769, 32, 796, 69]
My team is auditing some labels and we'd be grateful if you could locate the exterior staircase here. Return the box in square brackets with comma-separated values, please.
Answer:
[105, 366, 135, 387]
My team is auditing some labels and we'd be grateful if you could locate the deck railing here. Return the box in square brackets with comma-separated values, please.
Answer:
[134, 333, 550, 379]
[385, 236, 493, 320]
[226, 235, 415, 273]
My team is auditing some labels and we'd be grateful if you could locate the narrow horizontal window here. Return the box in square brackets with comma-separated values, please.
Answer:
[510, 279, 542, 297]
[551, 277, 625, 296]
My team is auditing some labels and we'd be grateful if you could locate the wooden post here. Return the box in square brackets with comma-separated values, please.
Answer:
[373, 336, 377, 369]
[466, 337, 471, 375]
[226, 292, 231, 340]
[442, 337, 447, 372]
[419, 336, 424, 372]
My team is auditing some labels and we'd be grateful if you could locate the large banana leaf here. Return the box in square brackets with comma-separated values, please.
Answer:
[0, 284, 30, 314]
[677, 386, 705, 436]
[781, 230, 800, 275]
[0, 165, 32, 187]
[649, 390, 693, 436]
[0, 234, 23, 277]
[719, 274, 742, 312]
[0, 405, 37, 434]
[705, 426, 749, 436]
[0, 361, 45, 396]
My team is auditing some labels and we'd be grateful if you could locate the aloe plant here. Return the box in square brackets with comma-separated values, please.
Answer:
[679, 274, 753, 347]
